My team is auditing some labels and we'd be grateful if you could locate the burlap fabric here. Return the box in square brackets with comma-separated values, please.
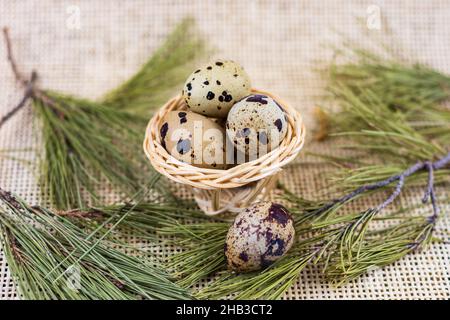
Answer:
[0, 0, 449, 300]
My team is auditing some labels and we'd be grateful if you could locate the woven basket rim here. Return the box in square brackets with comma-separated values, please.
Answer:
[143, 88, 306, 190]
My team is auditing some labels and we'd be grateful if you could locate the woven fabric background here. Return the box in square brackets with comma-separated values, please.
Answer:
[0, 0, 449, 300]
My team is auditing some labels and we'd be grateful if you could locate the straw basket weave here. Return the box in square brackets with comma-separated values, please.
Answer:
[143, 89, 306, 215]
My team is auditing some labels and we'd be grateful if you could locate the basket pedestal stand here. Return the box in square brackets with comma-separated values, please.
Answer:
[143, 89, 305, 216]
[191, 172, 280, 215]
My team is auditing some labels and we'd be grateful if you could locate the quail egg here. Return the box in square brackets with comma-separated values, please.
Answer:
[226, 94, 288, 157]
[182, 60, 251, 118]
[225, 201, 295, 272]
[159, 111, 227, 169]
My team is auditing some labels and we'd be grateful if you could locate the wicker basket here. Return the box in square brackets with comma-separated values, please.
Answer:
[143, 88, 306, 215]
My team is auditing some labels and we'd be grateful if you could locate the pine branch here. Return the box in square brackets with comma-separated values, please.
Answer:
[314, 46, 450, 195]
[0, 186, 192, 300]
[323, 85, 446, 163]
[327, 163, 450, 193]
[313, 153, 449, 217]
[34, 89, 158, 209]
[328, 46, 450, 111]
[162, 221, 230, 288]
[320, 47, 450, 153]
[2, 19, 208, 209]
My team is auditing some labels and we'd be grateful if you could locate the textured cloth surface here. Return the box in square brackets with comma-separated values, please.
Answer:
[0, 0, 449, 300]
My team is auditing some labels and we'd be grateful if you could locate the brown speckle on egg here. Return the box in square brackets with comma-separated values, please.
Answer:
[206, 91, 215, 100]
[246, 94, 268, 104]
[225, 201, 295, 272]
[274, 119, 283, 132]
[226, 94, 288, 157]
[160, 122, 169, 139]
[178, 112, 187, 124]
[182, 60, 251, 118]
[158, 111, 228, 169]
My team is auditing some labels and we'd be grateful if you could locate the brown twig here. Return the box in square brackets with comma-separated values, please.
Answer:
[0, 186, 25, 212]
[0, 188, 28, 264]
[56, 208, 104, 220]
[1, 27, 44, 129]
[5, 229, 26, 264]
[2, 27, 65, 127]
[2, 27, 26, 85]
[0, 71, 37, 130]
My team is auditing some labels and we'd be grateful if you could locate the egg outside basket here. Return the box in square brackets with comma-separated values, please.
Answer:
[143, 89, 306, 215]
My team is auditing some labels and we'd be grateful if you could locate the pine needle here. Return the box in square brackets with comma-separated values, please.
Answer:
[329, 47, 450, 112]
[0, 187, 191, 300]
[323, 85, 446, 163]
[34, 90, 155, 209]
[162, 221, 230, 288]
[0, 148, 33, 166]
[314, 46, 450, 193]
[320, 47, 450, 154]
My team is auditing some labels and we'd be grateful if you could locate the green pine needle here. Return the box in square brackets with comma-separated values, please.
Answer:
[329, 163, 450, 193]
[162, 221, 230, 288]
[321, 47, 450, 157]
[0, 148, 33, 166]
[315, 46, 450, 192]
[0, 188, 191, 300]
[323, 85, 446, 162]
[328, 47, 450, 111]
[34, 90, 156, 209]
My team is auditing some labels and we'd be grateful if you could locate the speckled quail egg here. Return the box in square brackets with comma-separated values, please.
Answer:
[159, 111, 227, 169]
[182, 60, 251, 118]
[226, 94, 288, 156]
[225, 201, 295, 272]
